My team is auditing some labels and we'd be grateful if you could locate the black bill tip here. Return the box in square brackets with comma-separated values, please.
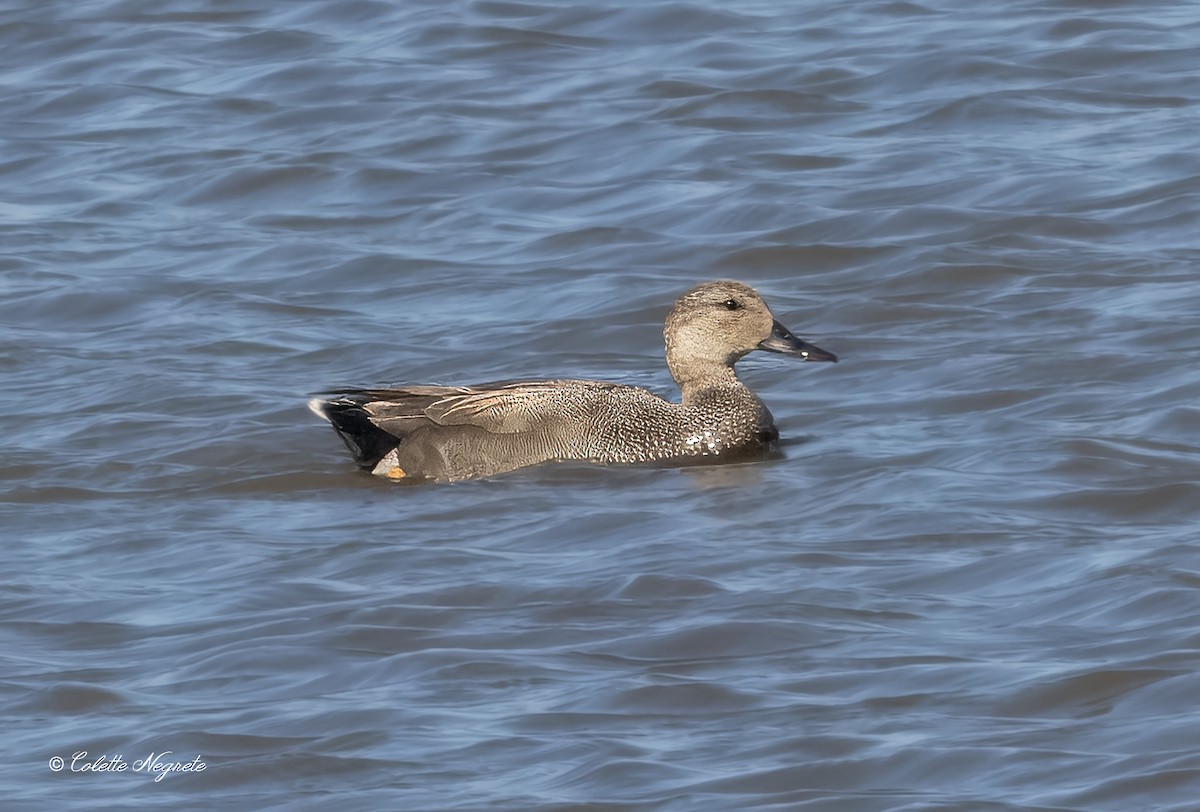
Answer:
[757, 319, 838, 363]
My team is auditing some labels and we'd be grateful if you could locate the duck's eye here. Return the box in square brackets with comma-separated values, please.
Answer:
[723, 298, 742, 311]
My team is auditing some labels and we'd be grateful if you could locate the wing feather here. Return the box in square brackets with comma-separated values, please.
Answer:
[424, 380, 619, 433]
[319, 380, 634, 436]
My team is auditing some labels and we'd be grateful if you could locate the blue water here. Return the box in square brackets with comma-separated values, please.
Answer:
[3, 1, 1199, 809]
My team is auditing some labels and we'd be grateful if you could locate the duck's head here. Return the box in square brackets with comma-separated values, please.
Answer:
[663, 280, 836, 384]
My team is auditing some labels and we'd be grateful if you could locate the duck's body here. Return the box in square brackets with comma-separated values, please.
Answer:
[309, 281, 836, 482]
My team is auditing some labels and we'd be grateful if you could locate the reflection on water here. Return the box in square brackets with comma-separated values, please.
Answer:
[682, 462, 768, 489]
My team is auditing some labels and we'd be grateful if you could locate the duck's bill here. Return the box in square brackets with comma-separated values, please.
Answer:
[758, 320, 838, 362]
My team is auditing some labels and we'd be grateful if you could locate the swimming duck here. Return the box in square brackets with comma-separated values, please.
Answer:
[309, 280, 836, 482]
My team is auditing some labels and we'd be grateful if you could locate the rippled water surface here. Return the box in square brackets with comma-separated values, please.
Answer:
[3, 1, 1199, 809]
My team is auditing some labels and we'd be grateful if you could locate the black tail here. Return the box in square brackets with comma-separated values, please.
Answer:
[308, 396, 400, 470]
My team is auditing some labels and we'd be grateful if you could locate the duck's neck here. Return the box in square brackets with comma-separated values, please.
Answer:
[676, 365, 746, 407]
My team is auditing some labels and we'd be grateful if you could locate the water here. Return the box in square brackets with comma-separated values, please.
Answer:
[3, 0, 1199, 809]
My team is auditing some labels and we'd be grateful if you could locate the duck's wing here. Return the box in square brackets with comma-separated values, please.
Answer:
[316, 380, 624, 436]
[421, 379, 622, 434]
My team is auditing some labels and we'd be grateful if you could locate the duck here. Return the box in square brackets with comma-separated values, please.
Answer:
[309, 280, 836, 482]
